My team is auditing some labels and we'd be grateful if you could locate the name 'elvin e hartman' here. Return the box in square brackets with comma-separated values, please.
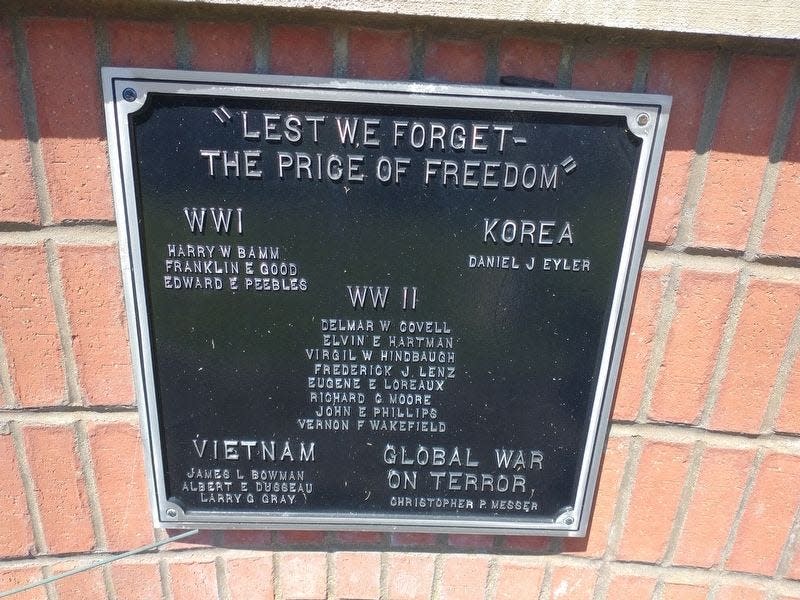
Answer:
[198, 113, 564, 190]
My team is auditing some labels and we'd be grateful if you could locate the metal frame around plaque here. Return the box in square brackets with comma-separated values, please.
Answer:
[103, 67, 670, 535]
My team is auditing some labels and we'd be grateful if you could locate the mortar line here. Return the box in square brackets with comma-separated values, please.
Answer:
[326, 548, 334, 600]
[333, 25, 348, 78]
[706, 581, 721, 600]
[484, 556, 499, 600]
[652, 578, 665, 600]
[605, 436, 644, 559]
[2, 224, 800, 277]
[556, 44, 574, 89]
[215, 555, 230, 600]
[673, 51, 731, 249]
[536, 563, 553, 600]
[10, 17, 54, 226]
[430, 553, 443, 600]
[745, 61, 800, 261]
[593, 562, 612, 599]
[101, 564, 117, 600]
[175, 20, 190, 70]
[484, 35, 499, 85]
[410, 27, 425, 81]
[0, 409, 139, 422]
[5, 547, 800, 592]
[159, 558, 174, 600]
[644, 248, 800, 280]
[40, 564, 56, 600]
[7, 404, 800, 449]
[74, 421, 108, 551]
[44, 239, 82, 405]
[775, 490, 800, 578]
[760, 279, 800, 434]
[254, 19, 269, 73]
[378, 551, 388, 600]
[9, 421, 47, 555]
[698, 270, 750, 428]
[636, 265, 679, 422]
[611, 420, 800, 450]
[631, 47, 651, 93]
[662, 441, 704, 563]
[272, 551, 283, 600]
[0, 334, 18, 408]
[94, 18, 110, 70]
[718, 448, 766, 567]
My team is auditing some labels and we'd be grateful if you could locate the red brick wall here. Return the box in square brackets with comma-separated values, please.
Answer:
[1, 10, 800, 600]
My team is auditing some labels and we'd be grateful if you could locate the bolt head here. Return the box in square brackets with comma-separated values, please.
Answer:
[166, 508, 178, 518]
[636, 112, 650, 126]
[122, 87, 137, 102]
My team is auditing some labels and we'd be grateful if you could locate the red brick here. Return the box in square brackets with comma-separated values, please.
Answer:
[25, 18, 112, 221]
[727, 453, 800, 576]
[387, 554, 435, 600]
[547, 566, 598, 600]
[563, 436, 630, 557]
[59, 245, 133, 406]
[188, 22, 254, 72]
[762, 103, 800, 257]
[710, 279, 800, 433]
[270, 26, 333, 77]
[495, 560, 544, 600]
[606, 575, 657, 599]
[662, 583, 708, 600]
[52, 561, 107, 600]
[716, 585, 767, 600]
[571, 46, 638, 91]
[439, 555, 489, 600]
[22, 424, 95, 553]
[107, 20, 176, 68]
[502, 536, 549, 552]
[0, 566, 46, 600]
[424, 39, 486, 84]
[225, 556, 274, 599]
[170, 560, 217, 600]
[447, 534, 494, 550]
[275, 530, 325, 545]
[390, 532, 437, 547]
[0, 245, 66, 407]
[672, 447, 754, 567]
[616, 441, 692, 563]
[498, 37, 561, 84]
[649, 270, 737, 424]
[221, 529, 272, 547]
[646, 49, 716, 245]
[336, 531, 384, 545]
[348, 28, 411, 80]
[280, 552, 326, 600]
[693, 56, 793, 250]
[0, 434, 35, 558]
[87, 422, 153, 550]
[613, 268, 668, 421]
[110, 563, 163, 600]
[334, 552, 380, 599]
[0, 25, 38, 224]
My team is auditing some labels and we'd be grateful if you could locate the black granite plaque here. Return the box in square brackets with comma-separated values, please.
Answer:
[104, 69, 670, 535]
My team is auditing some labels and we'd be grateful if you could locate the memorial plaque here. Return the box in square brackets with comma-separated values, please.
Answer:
[103, 68, 670, 535]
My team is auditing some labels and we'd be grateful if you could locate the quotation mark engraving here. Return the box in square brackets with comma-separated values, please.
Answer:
[212, 105, 233, 124]
[560, 156, 577, 174]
